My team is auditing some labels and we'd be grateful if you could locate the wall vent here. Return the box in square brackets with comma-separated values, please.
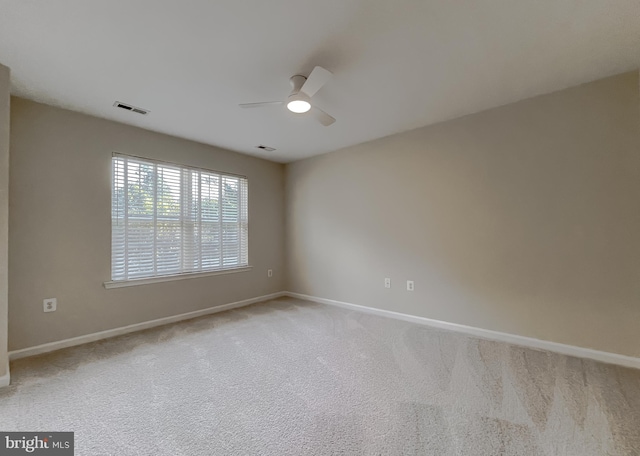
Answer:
[113, 101, 149, 115]
[255, 145, 276, 152]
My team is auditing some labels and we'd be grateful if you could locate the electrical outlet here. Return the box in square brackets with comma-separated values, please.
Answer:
[267, 269, 273, 278]
[406, 280, 414, 292]
[43, 298, 57, 312]
[384, 278, 391, 288]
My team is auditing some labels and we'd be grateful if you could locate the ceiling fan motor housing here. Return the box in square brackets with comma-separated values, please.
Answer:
[287, 75, 311, 113]
[289, 74, 307, 95]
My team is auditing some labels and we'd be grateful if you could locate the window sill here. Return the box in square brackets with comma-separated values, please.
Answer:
[103, 266, 253, 289]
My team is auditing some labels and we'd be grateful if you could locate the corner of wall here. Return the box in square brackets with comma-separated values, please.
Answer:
[0, 62, 10, 386]
[283, 161, 292, 293]
[0, 361, 9, 387]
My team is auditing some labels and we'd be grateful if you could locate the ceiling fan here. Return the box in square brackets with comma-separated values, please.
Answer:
[239, 66, 336, 126]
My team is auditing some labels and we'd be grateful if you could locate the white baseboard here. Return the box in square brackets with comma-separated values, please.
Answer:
[9, 292, 287, 361]
[285, 292, 640, 370]
[0, 361, 9, 387]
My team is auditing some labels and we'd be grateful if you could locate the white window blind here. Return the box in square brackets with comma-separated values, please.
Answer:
[111, 154, 248, 282]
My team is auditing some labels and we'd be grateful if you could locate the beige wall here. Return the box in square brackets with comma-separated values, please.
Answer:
[286, 71, 640, 357]
[0, 64, 9, 380]
[9, 98, 285, 351]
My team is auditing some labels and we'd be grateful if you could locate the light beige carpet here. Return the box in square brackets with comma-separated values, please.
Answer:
[1, 297, 639, 455]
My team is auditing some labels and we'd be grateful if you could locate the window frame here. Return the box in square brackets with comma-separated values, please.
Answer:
[104, 153, 250, 288]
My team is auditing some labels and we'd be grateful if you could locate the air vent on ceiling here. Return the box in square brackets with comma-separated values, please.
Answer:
[255, 145, 276, 152]
[113, 101, 149, 115]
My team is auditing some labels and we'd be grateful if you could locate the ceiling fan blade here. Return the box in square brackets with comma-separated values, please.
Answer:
[239, 101, 283, 109]
[311, 106, 336, 126]
[300, 66, 332, 97]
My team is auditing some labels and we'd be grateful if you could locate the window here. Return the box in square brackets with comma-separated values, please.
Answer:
[111, 153, 248, 282]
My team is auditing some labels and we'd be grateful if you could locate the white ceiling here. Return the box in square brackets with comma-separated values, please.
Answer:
[0, 0, 638, 163]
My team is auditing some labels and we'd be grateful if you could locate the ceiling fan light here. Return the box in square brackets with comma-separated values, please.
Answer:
[286, 99, 311, 113]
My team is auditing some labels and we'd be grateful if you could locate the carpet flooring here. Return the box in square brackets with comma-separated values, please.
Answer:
[0, 297, 639, 455]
